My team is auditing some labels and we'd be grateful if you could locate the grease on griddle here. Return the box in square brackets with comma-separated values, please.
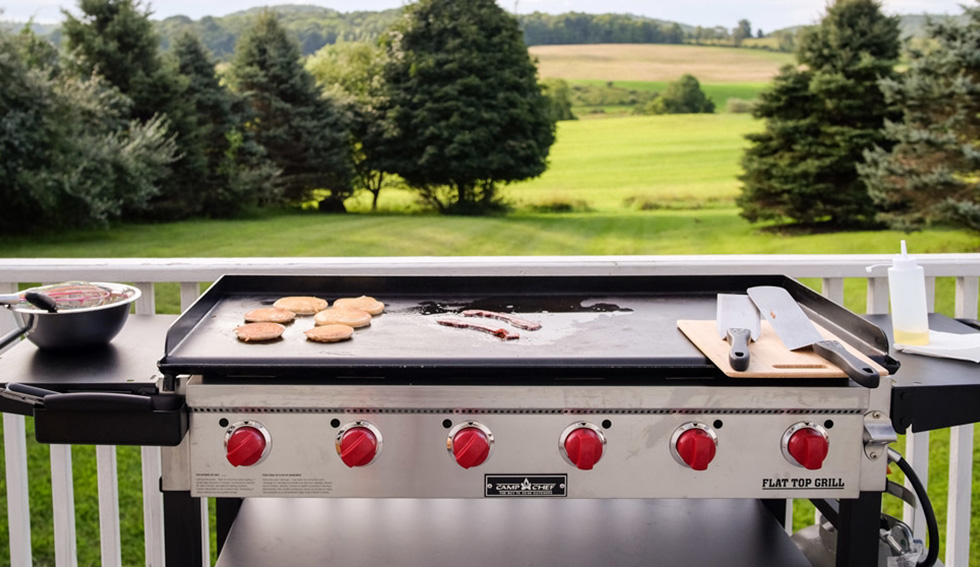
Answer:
[415, 296, 632, 315]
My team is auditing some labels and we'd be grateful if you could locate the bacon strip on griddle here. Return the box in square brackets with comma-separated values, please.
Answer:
[461, 310, 542, 331]
[437, 318, 520, 340]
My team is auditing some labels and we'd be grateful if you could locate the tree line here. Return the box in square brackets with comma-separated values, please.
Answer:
[8, 6, 791, 62]
[738, 0, 979, 233]
[0, 0, 557, 233]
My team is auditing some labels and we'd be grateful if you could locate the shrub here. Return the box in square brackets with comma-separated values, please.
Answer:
[725, 98, 758, 113]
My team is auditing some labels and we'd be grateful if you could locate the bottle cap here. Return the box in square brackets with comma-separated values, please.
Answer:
[892, 240, 919, 270]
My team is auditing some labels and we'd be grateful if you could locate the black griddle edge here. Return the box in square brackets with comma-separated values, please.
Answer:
[158, 274, 899, 384]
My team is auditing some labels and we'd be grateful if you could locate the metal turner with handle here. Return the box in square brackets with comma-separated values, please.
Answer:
[746, 286, 880, 389]
[716, 294, 760, 371]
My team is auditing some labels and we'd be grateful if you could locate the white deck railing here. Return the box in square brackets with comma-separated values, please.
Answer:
[1, 255, 978, 567]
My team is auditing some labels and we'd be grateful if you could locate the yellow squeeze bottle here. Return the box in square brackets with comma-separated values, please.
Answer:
[886, 241, 930, 346]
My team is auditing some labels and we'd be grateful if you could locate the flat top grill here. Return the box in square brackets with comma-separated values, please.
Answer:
[158, 274, 895, 381]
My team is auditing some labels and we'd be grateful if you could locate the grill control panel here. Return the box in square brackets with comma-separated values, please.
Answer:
[184, 382, 886, 499]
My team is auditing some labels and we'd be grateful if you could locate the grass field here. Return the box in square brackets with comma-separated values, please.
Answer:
[567, 79, 769, 117]
[530, 43, 794, 83]
[0, 106, 978, 565]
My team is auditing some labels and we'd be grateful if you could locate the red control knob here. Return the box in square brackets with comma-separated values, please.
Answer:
[787, 428, 829, 470]
[226, 427, 267, 467]
[451, 427, 491, 469]
[675, 428, 717, 471]
[564, 427, 604, 470]
[338, 427, 379, 467]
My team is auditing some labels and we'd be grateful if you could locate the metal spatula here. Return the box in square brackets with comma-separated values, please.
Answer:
[747, 286, 880, 388]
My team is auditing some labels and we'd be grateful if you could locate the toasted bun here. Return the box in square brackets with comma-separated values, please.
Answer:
[244, 307, 296, 324]
[314, 307, 372, 328]
[234, 322, 286, 342]
[333, 295, 384, 315]
[273, 296, 328, 315]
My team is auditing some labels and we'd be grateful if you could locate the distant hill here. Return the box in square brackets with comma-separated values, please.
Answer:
[3, 6, 967, 61]
[898, 13, 968, 38]
[155, 5, 401, 58]
[770, 12, 968, 40]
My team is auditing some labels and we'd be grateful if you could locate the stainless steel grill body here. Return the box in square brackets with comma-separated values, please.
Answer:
[177, 382, 890, 499]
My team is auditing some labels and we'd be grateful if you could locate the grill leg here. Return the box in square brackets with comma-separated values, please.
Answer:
[164, 490, 204, 567]
[836, 491, 881, 567]
[761, 499, 787, 528]
[217, 498, 244, 555]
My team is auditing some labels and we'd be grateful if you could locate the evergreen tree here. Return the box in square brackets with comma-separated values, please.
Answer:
[738, 0, 900, 227]
[226, 11, 352, 209]
[375, 0, 556, 214]
[62, 0, 207, 219]
[733, 19, 752, 46]
[859, 6, 980, 232]
[170, 32, 278, 216]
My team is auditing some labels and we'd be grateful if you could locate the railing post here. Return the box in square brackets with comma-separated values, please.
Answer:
[821, 277, 845, 305]
[50, 444, 78, 567]
[142, 446, 165, 567]
[945, 424, 973, 567]
[955, 276, 979, 319]
[3, 413, 32, 567]
[180, 282, 201, 312]
[0, 282, 17, 353]
[135, 283, 156, 316]
[97, 446, 122, 567]
[904, 432, 929, 544]
[866, 277, 889, 315]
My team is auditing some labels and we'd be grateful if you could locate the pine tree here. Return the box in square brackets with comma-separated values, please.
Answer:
[738, 0, 901, 227]
[859, 7, 980, 232]
[170, 32, 278, 216]
[62, 0, 208, 219]
[226, 11, 352, 208]
[375, 0, 556, 214]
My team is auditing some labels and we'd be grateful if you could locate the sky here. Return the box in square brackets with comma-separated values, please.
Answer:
[1, 0, 969, 32]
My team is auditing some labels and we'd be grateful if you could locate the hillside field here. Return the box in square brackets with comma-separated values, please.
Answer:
[343, 114, 765, 213]
[532, 44, 785, 117]
[564, 79, 769, 117]
[530, 43, 794, 83]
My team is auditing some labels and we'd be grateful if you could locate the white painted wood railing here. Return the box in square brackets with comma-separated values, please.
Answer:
[1, 255, 978, 567]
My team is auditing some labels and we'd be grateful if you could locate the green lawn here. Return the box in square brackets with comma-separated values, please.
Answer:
[507, 114, 763, 210]
[0, 111, 977, 566]
[568, 79, 769, 117]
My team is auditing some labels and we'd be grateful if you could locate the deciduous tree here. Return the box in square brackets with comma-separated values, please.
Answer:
[644, 74, 714, 115]
[375, 0, 556, 214]
[738, 0, 900, 227]
[307, 41, 392, 211]
[0, 27, 177, 232]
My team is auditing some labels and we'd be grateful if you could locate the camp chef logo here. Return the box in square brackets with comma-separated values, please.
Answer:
[485, 474, 567, 497]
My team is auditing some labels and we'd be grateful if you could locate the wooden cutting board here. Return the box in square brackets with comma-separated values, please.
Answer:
[677, 319, 889, 378]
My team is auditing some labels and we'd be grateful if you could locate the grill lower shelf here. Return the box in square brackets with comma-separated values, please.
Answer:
[215, 498, 811, 567]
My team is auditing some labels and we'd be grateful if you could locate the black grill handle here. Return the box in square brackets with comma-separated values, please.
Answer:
[2, 383, 155, 412]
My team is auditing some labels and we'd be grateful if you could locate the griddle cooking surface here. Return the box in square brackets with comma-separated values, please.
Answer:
[158, 274, 891, 380]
